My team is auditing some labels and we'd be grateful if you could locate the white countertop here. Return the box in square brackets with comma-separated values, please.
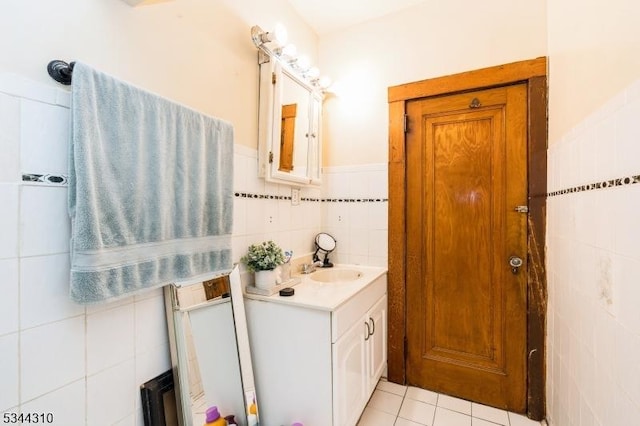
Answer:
[244, 264, 387, 312]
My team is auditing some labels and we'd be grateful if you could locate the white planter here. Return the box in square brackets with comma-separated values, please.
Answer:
[254, 269, 277, 290]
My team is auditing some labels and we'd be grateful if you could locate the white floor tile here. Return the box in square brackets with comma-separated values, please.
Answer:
[472, 418, 501, 426]
[377, 380, 407, 396]
[509, 412, 543, 426]
[368, 389, 404, 415]
[359, 380, 542, 426]
[357, 405, 397, 426]
[471, 403, 509, 425]
[399, 399, 437, 426]
[437, 394, 472, 415]
[433, 407, 472, 426]
[395, 418, 426, 426]
[406, 386, 439, 405]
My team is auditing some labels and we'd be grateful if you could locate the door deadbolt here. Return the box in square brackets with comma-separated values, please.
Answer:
[509, 256, 523, 274]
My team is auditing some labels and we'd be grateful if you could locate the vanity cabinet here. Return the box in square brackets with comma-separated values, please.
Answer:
[244, 272, 387, 426]
[333, 294, 387, 426]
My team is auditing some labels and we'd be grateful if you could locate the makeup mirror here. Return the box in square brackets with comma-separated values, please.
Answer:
[164, 265, 259, 426]
[313, 232, 337, 267]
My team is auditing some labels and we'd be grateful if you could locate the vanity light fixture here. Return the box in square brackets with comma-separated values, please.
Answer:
[275, 44, 297, 59]
[251, 24, 331, 92]
[251, 23, 288, 47]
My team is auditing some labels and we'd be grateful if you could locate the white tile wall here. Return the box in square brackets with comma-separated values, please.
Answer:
[20, 254, 84, 329]
[547, 78, 640, 426]
[20, 185, 71, 257]
[20, 316, 85, 402]
[86, 304, 135, 376]
[0, 333, 20, 412]
[20, 380, 86, 426]
[0, 184, 19, 259]
[232, 144, 323, 269]
[0, 258, 19, 336]
[0, 74, 329, 423]
[20, 99, 69, 175]
[87, 360, 136, 425]
[0, 76, 171, 424]
[321, 164, 389, 267]
[0, 92, 20, 183]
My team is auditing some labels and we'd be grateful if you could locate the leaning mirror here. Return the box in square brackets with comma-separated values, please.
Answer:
[164, 265, 259, 426]
[253, 25, 325, 186]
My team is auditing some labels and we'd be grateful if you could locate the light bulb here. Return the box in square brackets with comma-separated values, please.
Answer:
[296, 55, 311, 71]
[281, 44, 297, 58]
[319, 76, 332, 89]
[306, 67, 320, 79]
[273, 23, 288, 45]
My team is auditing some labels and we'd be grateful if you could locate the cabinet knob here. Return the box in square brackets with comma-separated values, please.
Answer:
[364, 322, 371, 340]
[369, 317, 375, 336]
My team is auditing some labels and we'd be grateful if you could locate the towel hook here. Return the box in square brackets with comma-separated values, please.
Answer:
[47, 60, 75, 85]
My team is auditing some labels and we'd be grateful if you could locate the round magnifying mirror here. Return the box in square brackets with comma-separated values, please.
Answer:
[315, 232, 337, 252]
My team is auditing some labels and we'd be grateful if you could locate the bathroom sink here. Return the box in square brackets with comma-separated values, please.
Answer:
[310, 268, 363, 283]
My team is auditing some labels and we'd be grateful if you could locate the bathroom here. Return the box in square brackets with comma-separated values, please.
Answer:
[1, 0, 639, 425]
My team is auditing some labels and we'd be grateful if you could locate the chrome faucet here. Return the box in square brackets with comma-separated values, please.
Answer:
[300, 261, 323, 274]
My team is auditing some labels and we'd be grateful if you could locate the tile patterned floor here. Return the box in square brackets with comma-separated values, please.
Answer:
[358, 379, 543, 426]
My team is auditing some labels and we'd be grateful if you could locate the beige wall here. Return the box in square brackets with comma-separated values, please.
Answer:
[0, 0, 318, 149]
[318, 0, 547, 166]
[547, 0, 640, 143]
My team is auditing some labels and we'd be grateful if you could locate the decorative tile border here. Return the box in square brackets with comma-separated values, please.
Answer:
[234, 191, 388, 203]
[548, 174, 640, 197]
[321, 197, 389, 203]
[234, 191, 291, 200]
[22, 173, 69, 186]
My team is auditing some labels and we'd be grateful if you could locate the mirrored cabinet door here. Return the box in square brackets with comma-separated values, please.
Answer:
[308, 93, 323, 185]
[258, 55, 323, 186]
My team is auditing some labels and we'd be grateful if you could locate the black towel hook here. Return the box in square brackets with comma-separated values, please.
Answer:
[47, 60, 75, 85]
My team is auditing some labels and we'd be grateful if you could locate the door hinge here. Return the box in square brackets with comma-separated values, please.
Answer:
[404, 114, 408, 133]
[514, 205, 529, 213]
[272, 72, 276, 85]
[268, 151, 274, 163]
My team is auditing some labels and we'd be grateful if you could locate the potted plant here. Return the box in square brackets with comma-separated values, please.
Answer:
[241, 240, 285, 289]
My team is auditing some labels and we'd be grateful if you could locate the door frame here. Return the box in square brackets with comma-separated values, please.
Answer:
[387, 57, 548, 420]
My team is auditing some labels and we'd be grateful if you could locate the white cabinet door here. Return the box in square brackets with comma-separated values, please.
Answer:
[367, 295, 387, 392]
[332, 319, 369, 426]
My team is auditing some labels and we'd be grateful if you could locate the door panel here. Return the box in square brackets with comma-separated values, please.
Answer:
[406, 85, 528, 411]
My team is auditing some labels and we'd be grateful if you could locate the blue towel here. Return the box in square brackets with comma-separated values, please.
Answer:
[68, 62, 233, 304]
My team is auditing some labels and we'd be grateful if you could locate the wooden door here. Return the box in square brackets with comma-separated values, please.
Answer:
[405, 84, 528, 411]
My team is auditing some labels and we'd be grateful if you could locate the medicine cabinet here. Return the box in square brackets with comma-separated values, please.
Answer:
[257, 51, 323, 186]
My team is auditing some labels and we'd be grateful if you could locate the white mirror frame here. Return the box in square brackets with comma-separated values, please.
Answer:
[257, 50, 323, 186]
[164, 265, 259, 426]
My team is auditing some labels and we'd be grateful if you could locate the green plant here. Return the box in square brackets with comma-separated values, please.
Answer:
[241, 240, 285, 272]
